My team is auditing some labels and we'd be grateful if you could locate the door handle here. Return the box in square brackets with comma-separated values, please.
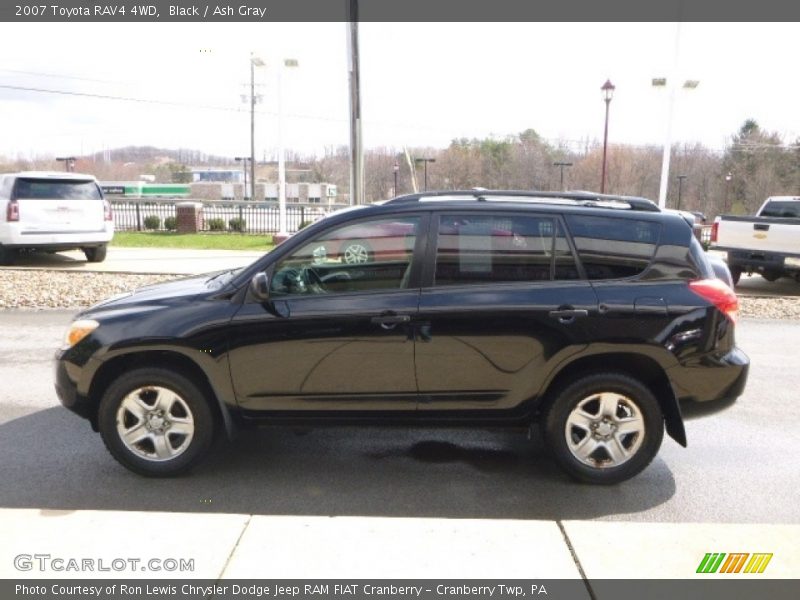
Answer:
[371, 314, 411, 329]
[548, 309, 588, 323]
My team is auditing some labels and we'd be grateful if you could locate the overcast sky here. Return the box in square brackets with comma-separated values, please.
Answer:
[0, 22, 798, 160]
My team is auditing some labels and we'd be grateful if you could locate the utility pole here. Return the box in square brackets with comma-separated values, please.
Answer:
[347, 1, 364, 205]
[414, 158, 435, 191]
[676, 174, 687, 210]
[553, 161, 573, 191]
[235, 157, 249, 199]
[249, 54, 265, 201]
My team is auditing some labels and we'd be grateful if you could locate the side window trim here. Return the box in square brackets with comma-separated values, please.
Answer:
[555, 215, 587, 281]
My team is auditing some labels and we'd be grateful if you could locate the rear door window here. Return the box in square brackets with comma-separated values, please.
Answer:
[565, 214, 660, 280]
[434, 214, 566, 285]
[13, 179, 102, 201]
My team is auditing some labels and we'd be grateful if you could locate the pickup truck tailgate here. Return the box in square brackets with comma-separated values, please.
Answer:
[716, 216, 800, 255]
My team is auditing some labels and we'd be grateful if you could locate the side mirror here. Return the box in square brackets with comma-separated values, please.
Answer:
[250, 272, 270, 301]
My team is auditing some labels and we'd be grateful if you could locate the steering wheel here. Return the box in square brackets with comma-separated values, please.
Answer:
[300, 266, 328, 294]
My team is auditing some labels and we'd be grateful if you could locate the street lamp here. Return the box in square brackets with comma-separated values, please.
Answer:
[414, 158, 436, 191]
[56, 157, 76, 172]
[393, 162, 400, 197]
[600, 79, 615, 194]
[249, 54, 265, 203]
[676, 174, 687, 210]
[277, 58, 299, 239]
[725, 172, 733, 213]
[652, 77, 699, 208]
[553, 161, 573, 191]
[234, 157, 250, 199]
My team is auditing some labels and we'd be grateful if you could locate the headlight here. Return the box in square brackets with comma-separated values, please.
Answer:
[64, 319, 99, 348]
[784, 256, 800, 268]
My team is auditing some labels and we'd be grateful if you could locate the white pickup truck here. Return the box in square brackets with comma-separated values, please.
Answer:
[711, 196, 800, 284]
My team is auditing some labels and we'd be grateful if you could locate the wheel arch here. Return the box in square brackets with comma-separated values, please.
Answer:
[86, 350, 237, 439]
[538, 352, 686, 447]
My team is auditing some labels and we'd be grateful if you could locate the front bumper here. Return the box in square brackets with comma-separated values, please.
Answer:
[54, 355, 97, 426]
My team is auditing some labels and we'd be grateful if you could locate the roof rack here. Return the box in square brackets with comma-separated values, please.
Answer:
[385, 190, 660, 212]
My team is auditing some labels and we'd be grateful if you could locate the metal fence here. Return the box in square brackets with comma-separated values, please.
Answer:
[110, 199, 348, 234]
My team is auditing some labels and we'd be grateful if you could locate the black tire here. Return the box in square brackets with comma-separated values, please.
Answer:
[341, 241, 372, 264]
[761, 270, 780, 282]
[83, 244, 107, 263]
[0, 245, 16, 266]
[98, 368, 215, 477]
[541, 373, 664, 485]
[729, 266, 742, 286]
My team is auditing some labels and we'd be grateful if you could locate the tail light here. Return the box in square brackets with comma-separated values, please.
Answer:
[689, 278, 739, 323]
[710, 220, 719, 243]
[103, 199, 113, 221]
[6, 199, 19, 222]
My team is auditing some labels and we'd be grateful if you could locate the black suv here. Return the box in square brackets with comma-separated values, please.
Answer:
[55, 191, 749, 484]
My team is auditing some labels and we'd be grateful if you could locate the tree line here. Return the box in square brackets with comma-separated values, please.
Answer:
[2, 120, 797, 218]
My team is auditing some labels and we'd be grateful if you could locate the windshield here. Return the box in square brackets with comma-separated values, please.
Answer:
[13, 178, 102, 201]
[760, 200, 800, 218]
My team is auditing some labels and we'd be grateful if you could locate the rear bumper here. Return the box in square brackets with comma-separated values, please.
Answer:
[721, 248, 800, 273]
[0, 223, 113, 248]
[668, 346, 750, 405]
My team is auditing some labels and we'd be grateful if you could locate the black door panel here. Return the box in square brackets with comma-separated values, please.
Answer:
[229, 291, 419, 411]
[415, 283, 598, 411]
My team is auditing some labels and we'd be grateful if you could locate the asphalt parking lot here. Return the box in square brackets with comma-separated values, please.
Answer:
[1, 251, 798, 585]
[0, 310, 796, 524]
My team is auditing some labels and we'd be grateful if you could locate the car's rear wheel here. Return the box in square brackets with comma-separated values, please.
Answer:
[83, 244, 107, 263]
[0, 245, 16, 266]
[98, 368, 214, 477]
[542, 373, 664, 484]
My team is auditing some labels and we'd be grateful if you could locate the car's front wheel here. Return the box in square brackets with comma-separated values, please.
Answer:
[542, 373, 664, 484]
[98, 368, 214, 477]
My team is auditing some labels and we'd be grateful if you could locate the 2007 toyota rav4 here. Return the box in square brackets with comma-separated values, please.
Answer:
[55, 191, 749, 484]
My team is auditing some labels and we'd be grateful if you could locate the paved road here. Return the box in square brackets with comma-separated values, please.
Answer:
[0, 311, 796, 524]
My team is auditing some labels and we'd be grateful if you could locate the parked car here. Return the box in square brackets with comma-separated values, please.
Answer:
[0, 171, 114, 265]
[55, 190, 748, 484]
[711, 196, 800, 284]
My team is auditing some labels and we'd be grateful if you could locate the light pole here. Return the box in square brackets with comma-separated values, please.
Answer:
[393, 162, 399, 197]
[553, 161, 573, 191]
[653, 77, 699, 208]
[235, 157, 250, 200]
[56, 157, 76, 172]
[249, 54, 265, 202]
[277, 58, 299, 239]
[600, 79, 615, 194]
[676, 174, 687, 210]
[725, 172, 732, 213]
[414, 158, 436, 191]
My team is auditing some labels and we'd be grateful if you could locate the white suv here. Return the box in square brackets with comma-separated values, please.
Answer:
[0, 171, 114, 265]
